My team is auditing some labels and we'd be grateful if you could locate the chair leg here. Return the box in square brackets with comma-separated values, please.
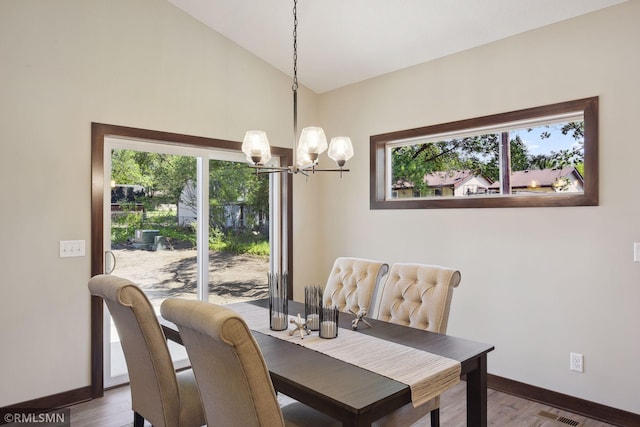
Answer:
[430, 408, 440, 427]
[133, 412, 144, 427]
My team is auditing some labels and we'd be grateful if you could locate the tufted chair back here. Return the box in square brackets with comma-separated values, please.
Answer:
[374, 263, 461, 334]
[371, 263, 460, 427]
[322, 257, 389, 315]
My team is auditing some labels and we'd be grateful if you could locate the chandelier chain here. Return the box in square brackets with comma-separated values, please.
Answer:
[292, 0, 298, 91]
[292, 0, 299, 159]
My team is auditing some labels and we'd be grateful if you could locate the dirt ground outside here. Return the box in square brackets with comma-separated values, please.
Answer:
[111, 247, 269, 310]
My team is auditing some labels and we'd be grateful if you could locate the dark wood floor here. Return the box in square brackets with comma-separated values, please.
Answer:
[65, 381, 616, 427]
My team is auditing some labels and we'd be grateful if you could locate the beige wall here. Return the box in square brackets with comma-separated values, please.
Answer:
[310, 0, 640, 414]
[0, 0, 318, 406]
[2, 0, 639, 417]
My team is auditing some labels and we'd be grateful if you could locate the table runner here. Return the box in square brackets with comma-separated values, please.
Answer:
[228, 302, 461, 408]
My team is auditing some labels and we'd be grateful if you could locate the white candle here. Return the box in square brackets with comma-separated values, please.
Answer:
[320, 321, 337, 338]
[271, 313, 287, 330]
[307, 313, 319, 330]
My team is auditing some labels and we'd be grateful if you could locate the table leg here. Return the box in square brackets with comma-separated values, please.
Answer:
[466, 354, 488, 427]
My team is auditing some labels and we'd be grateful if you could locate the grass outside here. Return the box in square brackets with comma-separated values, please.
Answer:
[112, 209, 269, 256]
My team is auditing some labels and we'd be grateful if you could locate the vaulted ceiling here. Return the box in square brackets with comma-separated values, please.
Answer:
[169, 0, 626, 93]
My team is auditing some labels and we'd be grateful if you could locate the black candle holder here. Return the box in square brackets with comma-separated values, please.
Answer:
[269, 272, 288, 331]
[304, 286, 322, 331]
[319, 306, 339, 339]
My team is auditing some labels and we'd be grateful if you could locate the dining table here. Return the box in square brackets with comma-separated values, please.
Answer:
[161, 298, 494, 427]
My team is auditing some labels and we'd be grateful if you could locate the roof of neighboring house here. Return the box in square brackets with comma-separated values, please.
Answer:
[392, 170, 492, 190]
[424, 170, 489, 189]
[392, 180, 415, 190]
[487, 166, 583, 189]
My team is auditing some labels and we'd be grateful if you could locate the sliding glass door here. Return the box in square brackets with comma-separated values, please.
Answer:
[102, 138, 272, 387]
[90, 123, 292, 396]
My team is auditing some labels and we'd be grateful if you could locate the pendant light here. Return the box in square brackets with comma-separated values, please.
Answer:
[242, 0, 353, 176]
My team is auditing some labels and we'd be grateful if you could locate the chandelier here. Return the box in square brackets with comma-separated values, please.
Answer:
[241, 0, 354, 177]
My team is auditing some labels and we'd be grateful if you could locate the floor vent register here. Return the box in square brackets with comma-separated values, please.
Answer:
[537, 410, 582, 426]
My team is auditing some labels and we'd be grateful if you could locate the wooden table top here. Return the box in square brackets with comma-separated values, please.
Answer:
[161, 298, 494, 426]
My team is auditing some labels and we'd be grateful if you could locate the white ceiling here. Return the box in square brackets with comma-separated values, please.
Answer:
[168, 0, 625, 94]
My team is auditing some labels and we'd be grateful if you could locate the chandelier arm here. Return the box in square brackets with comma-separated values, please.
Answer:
[250, 165, 290, 172]
[300, 168, 350, 172]
[256, 170, 289, 175]
[250, 166, 349, 177]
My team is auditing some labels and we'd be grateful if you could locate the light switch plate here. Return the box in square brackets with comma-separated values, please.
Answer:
[635, 243, 640, 262]
[59, 240, 86, 258]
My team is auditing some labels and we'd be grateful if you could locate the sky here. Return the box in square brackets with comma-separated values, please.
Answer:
[515, 122, 583, 156]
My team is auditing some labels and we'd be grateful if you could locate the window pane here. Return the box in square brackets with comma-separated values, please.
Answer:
[390, 118, 584, 199]
[390, 134, 499, 198]
[502, 121, 584, 195]
[373, 97, 597, 208]
[207, 159, 269, 305]
[110, 149, 199, 311]
[108, 148, 198, 384]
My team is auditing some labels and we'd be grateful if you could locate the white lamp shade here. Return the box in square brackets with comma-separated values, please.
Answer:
[242, 130, 271, 164]
[328, 136, 354, 166]
[298, 126, 327, 157]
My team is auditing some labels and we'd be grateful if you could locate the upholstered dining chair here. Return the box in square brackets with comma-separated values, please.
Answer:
[88, 274, 205, 427]
[322, 257, 389, 316]
[160, 298, 340, 427]
[372, 263, 462, 427]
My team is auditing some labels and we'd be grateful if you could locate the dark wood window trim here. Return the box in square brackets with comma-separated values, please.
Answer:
[370, 97, 599, 209]
[90, 122, 293, 397]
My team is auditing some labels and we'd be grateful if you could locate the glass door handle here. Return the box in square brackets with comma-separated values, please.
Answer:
[105, 250, 116, 274]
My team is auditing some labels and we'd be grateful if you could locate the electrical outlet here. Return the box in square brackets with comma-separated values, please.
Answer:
[570, 352, 584, 373]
